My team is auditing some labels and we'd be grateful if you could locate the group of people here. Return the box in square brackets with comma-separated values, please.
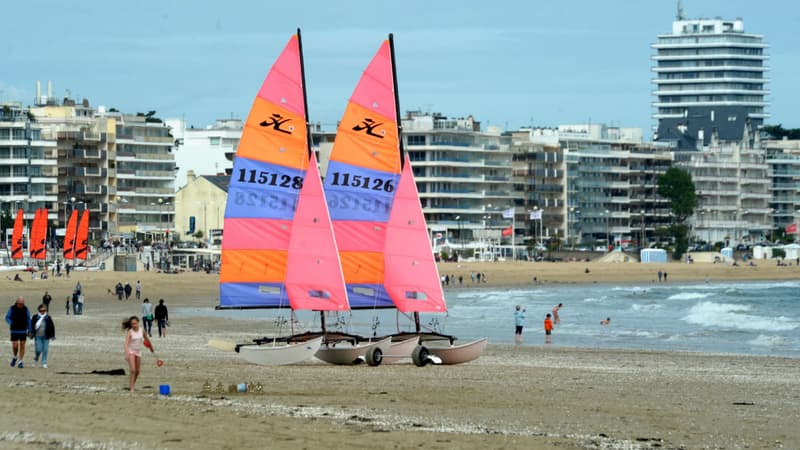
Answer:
[6, 287, 171, 393]
[514, 302, 610, 345]
[5, 297, 56, 369]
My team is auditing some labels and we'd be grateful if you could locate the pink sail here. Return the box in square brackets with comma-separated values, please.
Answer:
[383, 155, 446, 313]
[285, 152, 349, 311]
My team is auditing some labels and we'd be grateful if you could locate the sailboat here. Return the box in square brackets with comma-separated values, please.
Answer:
[63, 209, 78, 261]
[10, 208, 24, 262]
[216, 30, 349, 366]
[322, 35, 487, 365]
[30, 208, 48, 261]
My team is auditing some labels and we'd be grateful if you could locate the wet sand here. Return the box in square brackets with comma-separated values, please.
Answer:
[0, 264, 798, 449]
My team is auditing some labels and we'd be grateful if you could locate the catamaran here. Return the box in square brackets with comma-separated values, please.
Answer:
[215, 30, 350, 365]
[322, 35, 487, 366]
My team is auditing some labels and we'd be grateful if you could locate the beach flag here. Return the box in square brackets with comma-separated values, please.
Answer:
[529, 210, 542, 220]
[502, 207, 515, 219]
[786, 223, 798, 234]
[502, 226, 513, 237]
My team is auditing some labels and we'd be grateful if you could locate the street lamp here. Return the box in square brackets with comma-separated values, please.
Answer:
[569, 207, 575, 250]
[605, 209, 610, 250]
[640, 210, 646, 248]
[455, 215, 462, 253]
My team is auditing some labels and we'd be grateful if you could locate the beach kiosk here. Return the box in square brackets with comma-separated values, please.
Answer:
[781, 243, 800, 260]
[640, 248, 667, 263]
[720, 247, 734, 260]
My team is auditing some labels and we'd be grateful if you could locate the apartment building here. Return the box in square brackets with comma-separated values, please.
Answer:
[764, 139, 800, 234]
[399, 111, 517, 252]
[167, 118, 242, 188]
[0, 102, 58, 242]
[652, 15, 769, 149]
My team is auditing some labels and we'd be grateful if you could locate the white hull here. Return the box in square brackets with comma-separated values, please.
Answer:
[237, 336, 323, 366]
[0, 265, 27, 272]
[382, 336, 420, 364]
[315, 337, 391, 365]
[422, 337, 488, 365]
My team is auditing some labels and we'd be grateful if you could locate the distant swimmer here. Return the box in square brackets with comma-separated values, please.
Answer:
[552, 303, 562, 325]
[600, 317, 611, 326]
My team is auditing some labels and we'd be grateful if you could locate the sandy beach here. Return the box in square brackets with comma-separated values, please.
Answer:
[0, 262, 798, 449]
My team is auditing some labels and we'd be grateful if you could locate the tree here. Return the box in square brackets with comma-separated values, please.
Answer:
[761, 124, 800, 140]
[658, 167, 697, 259]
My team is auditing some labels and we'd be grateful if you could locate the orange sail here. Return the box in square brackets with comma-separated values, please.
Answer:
[30, 208, 48, 260]
[63, 210, 78, 260]
[75, 210, 90, 260]
[10, 208, 24, 261]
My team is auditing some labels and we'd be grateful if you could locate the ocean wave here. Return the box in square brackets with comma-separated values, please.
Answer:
[683, 301, 798, 332]
[631, 303, 663, 311]
[668, 292, 712, 300]
[748, 334, 790, 347]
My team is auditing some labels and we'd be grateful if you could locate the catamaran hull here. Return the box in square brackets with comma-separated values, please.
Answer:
[381, 336, 419, 364]
[237, 336, 323, 366]
[414, 337, 488, 366]
[315, 337, 391, 366]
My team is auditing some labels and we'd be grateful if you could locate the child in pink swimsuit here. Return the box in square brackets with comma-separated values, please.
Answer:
[122, 316, 153, 392]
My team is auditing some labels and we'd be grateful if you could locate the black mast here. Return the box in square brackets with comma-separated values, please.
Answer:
[297, 28, 327, 333]
[388, 33, 404, 170]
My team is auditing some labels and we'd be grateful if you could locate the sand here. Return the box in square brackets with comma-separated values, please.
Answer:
[0, 263, 798, 449]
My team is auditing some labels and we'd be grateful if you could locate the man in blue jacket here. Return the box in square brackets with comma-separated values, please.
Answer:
[5, 297, 31, 368]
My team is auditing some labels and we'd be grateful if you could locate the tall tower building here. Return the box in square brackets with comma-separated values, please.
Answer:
[652, 9, 769, 150]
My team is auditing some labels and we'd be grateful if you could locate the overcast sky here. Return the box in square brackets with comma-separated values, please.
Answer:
[2, 0, 798, 137]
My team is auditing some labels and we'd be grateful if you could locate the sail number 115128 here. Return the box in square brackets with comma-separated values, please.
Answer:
[328, 172, 394, 192]
[237, 169, 303, 189]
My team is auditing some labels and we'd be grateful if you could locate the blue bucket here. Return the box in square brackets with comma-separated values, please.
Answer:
[159, 384, 171, 396]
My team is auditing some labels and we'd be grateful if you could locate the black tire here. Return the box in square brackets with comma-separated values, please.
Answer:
[366, 347, 383, 366]
[412, 345, 429, 367]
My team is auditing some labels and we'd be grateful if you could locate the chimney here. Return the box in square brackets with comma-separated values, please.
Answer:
[187, 170, 196, 185]
[47, 81, 52, 102]
[35, 81, 41, 105]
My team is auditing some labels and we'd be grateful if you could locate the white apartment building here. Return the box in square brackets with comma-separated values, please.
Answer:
[764, 139, 800, 234]
[0, 102, 58, 244]
[683, 128, 771, 245]
[653, 15, 769, 150]
[400, 111, 517, 252]
[167, 118, 241, 189]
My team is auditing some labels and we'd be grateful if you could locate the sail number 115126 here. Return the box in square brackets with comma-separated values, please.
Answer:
[328, 172, 394, 192]
[237, 169, 303, 189]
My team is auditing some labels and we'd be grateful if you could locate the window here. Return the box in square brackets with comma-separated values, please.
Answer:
[209, 137, 220, 145]
[407, 135, 425, 146]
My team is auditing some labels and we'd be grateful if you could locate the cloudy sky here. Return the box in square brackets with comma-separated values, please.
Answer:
[2, 0, 797, 136]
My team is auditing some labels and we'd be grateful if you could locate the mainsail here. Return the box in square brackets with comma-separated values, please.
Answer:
[219, 32, 344, 311]
[63, 210, 78, 260]
[323, 38, 403, 309]
[75, 210, 90, 260]
[30, 208, 48, 260]
[10, 208, 23, 261]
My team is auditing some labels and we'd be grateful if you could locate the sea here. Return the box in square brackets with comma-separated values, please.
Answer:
[182, 280, 800, 358]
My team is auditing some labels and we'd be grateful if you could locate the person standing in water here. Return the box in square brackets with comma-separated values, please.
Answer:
[552, 303, 562, 325]
[513, 305, 526, 344]
[600, 317, 611, 325]
[544, 313, 553, 344]
[122, 316, 153, 393]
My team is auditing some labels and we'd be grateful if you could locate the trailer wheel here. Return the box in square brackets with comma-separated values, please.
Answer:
[366, 347, 383, 366]
[412, 345, 429, 367]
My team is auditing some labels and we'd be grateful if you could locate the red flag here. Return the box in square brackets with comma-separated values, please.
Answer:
[501, 226, 513, 237]
[786, 223, 798, 234]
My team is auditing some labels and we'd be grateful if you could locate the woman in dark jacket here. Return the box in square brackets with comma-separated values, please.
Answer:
[30, 304, 56, 368]
[5, 297, 31, 368]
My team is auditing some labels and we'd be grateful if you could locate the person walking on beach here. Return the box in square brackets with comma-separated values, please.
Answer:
[657, 270, 662, 282]
[154, 299, 169, 338]
[513, 305, 526, 344]
[141, 298, 154, 337]
[30, 303, 55, 368]
[6, 297, 31, 368]
[552, 303, 563, 325]
[42, 291, 52, 311]
[124, 282, 132, 300]
[135, 280, 142, 300]
[122, 316, 154, 393]
[663, 272, 668, 282]
[544, 313, 553, 345]
[116, 282, 124, 300]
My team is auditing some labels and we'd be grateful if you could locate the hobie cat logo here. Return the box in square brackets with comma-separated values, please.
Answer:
[352, 118, 385, 139]
[259, 113, 294, 134]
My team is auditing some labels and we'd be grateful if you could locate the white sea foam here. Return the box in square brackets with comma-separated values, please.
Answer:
[748, 334, 790, 347]
[683, 301, 798, 332]
[668, 292, 712, 301]
[631, 303, 663, 312]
